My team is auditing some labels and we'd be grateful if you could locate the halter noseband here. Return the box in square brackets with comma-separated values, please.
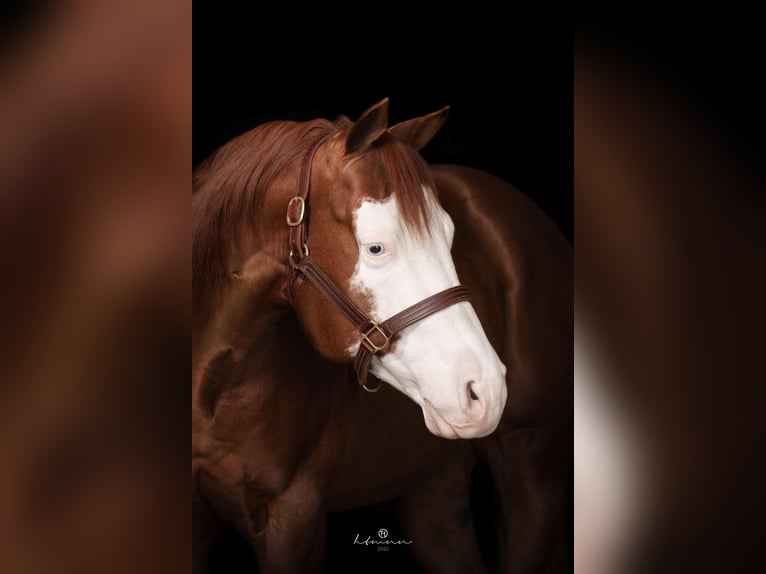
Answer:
[286, 137, 471, 392]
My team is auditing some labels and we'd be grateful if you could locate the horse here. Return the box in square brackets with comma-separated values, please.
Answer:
[192, 99, 572, 573]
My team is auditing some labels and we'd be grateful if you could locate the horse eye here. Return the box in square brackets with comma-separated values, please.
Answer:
[366, 243, 385, 256]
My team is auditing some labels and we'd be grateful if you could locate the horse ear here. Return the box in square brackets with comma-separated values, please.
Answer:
[345, 98, 390, 155]
[388, 106, 450, 151]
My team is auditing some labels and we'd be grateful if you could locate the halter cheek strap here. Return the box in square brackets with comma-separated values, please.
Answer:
[286, 138, 471, 392]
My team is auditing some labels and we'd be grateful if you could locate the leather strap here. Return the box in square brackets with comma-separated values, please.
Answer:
[287, 139, 472, 391]
[352, 285, 471, 387]
[379, 285, 471, 336]
[294, 256, 370, 329]
[287, 136, 325, 267]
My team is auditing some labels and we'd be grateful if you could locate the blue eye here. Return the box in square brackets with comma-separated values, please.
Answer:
[366, 243, 385, 256]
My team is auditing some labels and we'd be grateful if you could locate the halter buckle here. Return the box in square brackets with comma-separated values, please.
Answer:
[286, 197, 305, 227]
[362, 322, 391, 353]
[289, 243, 310, 259]
[362, 379, 381, 393]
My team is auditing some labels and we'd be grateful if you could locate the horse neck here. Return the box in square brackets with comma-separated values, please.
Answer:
[192, 246, 344, 438]
[192, 158, 328, 397]
[193, 162, 298, 356]
[193, 247, 288, 370]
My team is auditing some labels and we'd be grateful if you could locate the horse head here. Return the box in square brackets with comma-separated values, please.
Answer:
[289, 99, 507, 439]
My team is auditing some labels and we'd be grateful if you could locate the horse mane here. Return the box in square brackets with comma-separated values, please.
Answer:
[193, 119, 336, 306]
[193, 117, 436, 308]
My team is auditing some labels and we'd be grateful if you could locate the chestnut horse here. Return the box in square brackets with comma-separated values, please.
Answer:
[192, 99, 571, 573]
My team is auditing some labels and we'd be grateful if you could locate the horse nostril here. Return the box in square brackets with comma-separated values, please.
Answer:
[468, 382, 479, 401]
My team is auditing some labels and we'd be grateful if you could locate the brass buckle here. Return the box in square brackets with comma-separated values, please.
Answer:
[286, 197, 305, 227]
[289, 244, 310, 259]
[362, 322, 390, 353]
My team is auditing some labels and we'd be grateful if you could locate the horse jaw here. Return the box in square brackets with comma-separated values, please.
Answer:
[349, 191, 507, 439]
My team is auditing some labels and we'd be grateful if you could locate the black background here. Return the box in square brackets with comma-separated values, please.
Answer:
[193, 9, 573, 242]
[194, 6, 572, 572]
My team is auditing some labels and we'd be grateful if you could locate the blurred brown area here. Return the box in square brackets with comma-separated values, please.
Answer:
[0, 1, 189, 572]
[576, 35, 766, 573]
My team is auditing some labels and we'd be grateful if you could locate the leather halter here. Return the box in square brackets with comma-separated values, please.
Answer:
[286, 137, 471, 392]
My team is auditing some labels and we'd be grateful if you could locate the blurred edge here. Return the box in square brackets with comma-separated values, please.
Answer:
[0, 1, 190, 573]
[576, 19, 766, 574]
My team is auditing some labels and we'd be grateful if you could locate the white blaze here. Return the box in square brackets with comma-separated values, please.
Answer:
[349, 190, 507, 439]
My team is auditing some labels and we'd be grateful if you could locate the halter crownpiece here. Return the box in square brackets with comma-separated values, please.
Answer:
[286, 137, 471, 392]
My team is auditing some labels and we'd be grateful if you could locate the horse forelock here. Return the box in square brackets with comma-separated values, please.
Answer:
[355, 133, 436, 238]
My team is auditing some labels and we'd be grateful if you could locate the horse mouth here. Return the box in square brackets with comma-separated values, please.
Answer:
[422, 398, 500, 439]
[422, 401, 459, 439]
